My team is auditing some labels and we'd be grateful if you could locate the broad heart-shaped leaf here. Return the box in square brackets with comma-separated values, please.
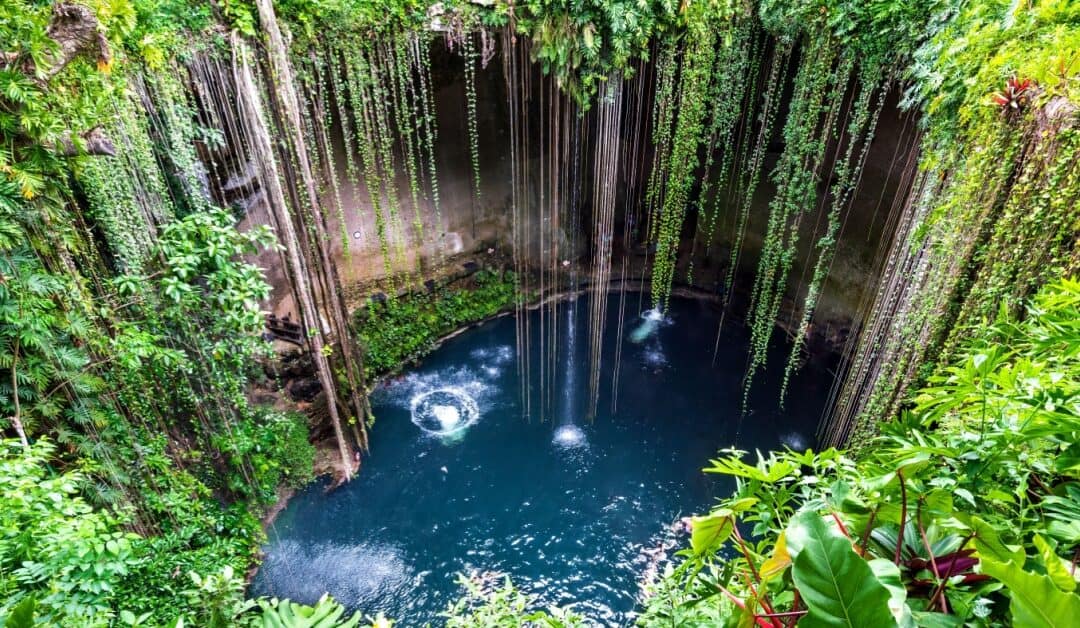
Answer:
[689, 498, 757, 556]
[955, 513, 1025, 565]
[786, 512, 898, 628]
[1033, 534, 1077, 593]
[980, 559, 1080, 627]
[759, 530, 791, 581]
[867, 559, 914, 628]
[690, 512, 733, 556]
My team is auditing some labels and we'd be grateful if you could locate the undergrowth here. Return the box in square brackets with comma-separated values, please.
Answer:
[355, 270, 518, 378]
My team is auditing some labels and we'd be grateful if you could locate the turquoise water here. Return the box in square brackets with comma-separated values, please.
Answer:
[251, 294, 831, 625]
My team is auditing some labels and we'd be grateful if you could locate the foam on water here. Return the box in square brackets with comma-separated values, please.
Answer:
[642, 348, 668, 368]
[411, 388, 480, 436]
[628, 308, 671, 343]
[553, 424, 587, 448]
[780, 431, 810, 451]
[432, 405, 461, 430]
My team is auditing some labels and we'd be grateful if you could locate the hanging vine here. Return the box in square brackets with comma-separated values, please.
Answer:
[649, 4, 734, 310]
[780, 67, 886, 400]
[462, 27, 483, 204]
[741, 32, 844, 403]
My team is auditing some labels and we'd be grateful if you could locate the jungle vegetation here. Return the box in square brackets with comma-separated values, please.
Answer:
[0, 0, 1077, 625]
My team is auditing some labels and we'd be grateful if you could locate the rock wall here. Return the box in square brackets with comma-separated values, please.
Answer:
[220, 39, 916, 355]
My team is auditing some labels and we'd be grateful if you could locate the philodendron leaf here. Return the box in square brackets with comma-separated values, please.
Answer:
[759, 530, 791, 581]
[1032, 534, 1076, 593]
[786, 511, 898, 628]
[690, 511, 733, 556]
[980, 559, 1080, 627]
[689, 498, 757, 556]
[867, 558, 914, 628]
[956, 513, 1024, 565]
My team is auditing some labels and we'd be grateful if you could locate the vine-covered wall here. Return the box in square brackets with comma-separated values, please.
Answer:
[2, 0, 1077, 622]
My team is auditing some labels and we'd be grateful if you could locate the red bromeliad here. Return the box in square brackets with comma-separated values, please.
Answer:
[992, 76, 1037, 112]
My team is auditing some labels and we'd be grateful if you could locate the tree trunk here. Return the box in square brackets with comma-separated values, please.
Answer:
[232, 37, 355, 480]
[9, 342, 29, 450]
[253, 0, 371, 450]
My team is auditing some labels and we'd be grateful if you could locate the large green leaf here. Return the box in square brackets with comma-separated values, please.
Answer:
[956, 514, 1024, 565]
[690, 511, 733, 556]
[689, 498, 756, 556]
[0, 597, 36, 628]
[981, 559, 1080, 627]
[256, 595, 360, 628]
[786, 512, 897, 628]
[1032, 534, 1076, 593]
[867, 559, 914, 627]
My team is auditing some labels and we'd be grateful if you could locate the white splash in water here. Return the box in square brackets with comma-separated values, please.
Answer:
[432, 405, 461, 430]
[553, 425, 586, 448]
[376, 365, 494, 409]
[780, 432, 809, 451]
[629, 308, 668, 344]
[411, 388, 480, 436]
[643, 348, 667, 367]
[254, 539, 413, 608]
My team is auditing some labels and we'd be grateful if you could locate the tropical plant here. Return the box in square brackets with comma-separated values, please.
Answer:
[356, 270, 518, 377]
[640, 278, 1080, 626]
[442, 574, 586, 627]
[0, 439, 139, 625]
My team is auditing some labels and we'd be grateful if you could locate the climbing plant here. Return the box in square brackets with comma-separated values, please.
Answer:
[639, 278, 1080, 627]
[649, 2, 746, 310]
[828, 0, 1080, 443]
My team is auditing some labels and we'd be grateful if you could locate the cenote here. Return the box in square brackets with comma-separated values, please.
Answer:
[251, 293, 832, 625]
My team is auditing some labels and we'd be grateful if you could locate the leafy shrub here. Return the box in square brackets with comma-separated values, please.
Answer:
[442, 574, 585, 627]
[355, 270, 517, 377]
[212, 409, 316, 502]
[0, 440, 139, 625]
[639, 278, 1080, 626]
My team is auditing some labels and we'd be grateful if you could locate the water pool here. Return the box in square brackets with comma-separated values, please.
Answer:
[250, 293, 832, 625]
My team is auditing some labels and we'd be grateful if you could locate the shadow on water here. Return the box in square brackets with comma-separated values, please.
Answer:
[250, 293, 834, 625]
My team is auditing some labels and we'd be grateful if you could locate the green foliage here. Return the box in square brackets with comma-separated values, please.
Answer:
[213, 409, 316, 501]
[786, 511, 898, 627]
[252, 595, 364, 627]
[0, 251, 97, 443]
[171, 566, 389, 627]
[356, 270, 518, 377]
[649, 2, 745, 309]
[0, 439, 139, 625]
[837, 0, 1080, 437]
[908, 0, 1080, 142]
[506, 0, 680, 105]
[442, 574, 586, 627]
[980, 559, 1080, 627]
[1, 0, 1077, 626]
[640, 278, 1080, 626]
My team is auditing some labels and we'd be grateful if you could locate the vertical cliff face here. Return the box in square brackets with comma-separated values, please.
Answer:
[204, 37, 916, 359]
[76, 5, 1072, 457]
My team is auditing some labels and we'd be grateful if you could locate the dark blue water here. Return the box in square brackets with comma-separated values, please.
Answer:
[251, 294, 832, 625]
